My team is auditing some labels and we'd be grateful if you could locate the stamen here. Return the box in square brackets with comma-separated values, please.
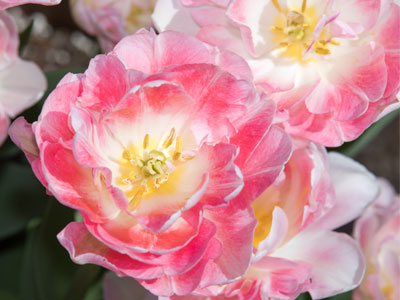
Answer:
[272, 0, 282, 12]
[162, 128, 176, 149]
[122, 150, 132, 161]
[129, 186, 145, 210]
[329, 39, 340, 46]
[315, 47, 331, 55]
[143, 133, 149, 149]
[278, 42, 289, 48]
[270, 26, 283, 31]
[301, 0, 307, 13]
[173, 136, 183, 160]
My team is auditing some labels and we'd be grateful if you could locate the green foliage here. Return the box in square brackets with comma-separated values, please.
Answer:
[19, 20, 34, 55]
[295, 291, 352, 300]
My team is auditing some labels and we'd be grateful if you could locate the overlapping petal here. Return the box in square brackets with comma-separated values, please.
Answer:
[12, 30, 291, 297]
[154, 0, 400, 146]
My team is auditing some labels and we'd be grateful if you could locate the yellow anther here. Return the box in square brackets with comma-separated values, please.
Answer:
[162, 128, 176, 149]
[302, 23, 310, 28]
[143, 133, 149, 149]
[278, 42, 289, 48]
[270, 26, 283, 31]
[315, 47, 331, 55]
[295, 30, 305, 41]
[128, 187, 144, 211]
[329, 39, 340, 46]
[181, 154, 194, 161]
[173, 136, 183, 160]
[122, 150, 132, 161]
[272, 0, 282, 12]
[302, 0, 307, 13]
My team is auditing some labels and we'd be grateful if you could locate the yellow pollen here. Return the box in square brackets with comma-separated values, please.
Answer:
[272, 0, 282, 12]
[143, 133, 149, 149]
[128, 186, 145, 211]
[162, 128, 176, 149]
[173, 136, 183, 160]
[301, 0, 307, 13]
[122, 150, 132, 161]
[278, 42, 289, 48]
[329, 39, 340, 46]
[315, 47, 331, 55]
[270, 26, 283, 31]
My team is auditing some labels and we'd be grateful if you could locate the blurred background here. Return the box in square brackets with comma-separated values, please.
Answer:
[0, 1, 398, 300]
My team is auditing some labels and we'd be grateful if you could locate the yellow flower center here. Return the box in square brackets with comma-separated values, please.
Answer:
[117, 128, 192, 211]
[270, 0, 340, 62]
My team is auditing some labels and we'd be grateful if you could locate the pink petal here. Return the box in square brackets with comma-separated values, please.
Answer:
[0, 59, 46, 118]
[139, 239, 222, 296]
[80, 54, 130, 113]
[201, 142, 243, 209]
[8, 117, 49, 188]
[57, 222, 164, 280]
[0, 105, 9, 146]
[232, 108, 292, 207]
[273, 230, 365, 299]
[199, 203, 257, 287]
[0, 0, 61, 9]
[0, 11, 18, 65]
[310, 152, 379, 230]
[41, 142, 111, 222]
[152, 0, 201, 36]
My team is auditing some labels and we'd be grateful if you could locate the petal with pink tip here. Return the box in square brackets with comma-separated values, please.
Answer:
[0, 59, 46, 118]
[139, 239, 222, 296]
[272, 230, 365, 299]
[152, 0, 201, 36]
[57, 222, 164, 280]
[41, 142, 112, 222]
[199, 203, 256, 287]
[310, 152, 379, 231]
[0, 0, 61, 9]
[0, 105, 9, 146]
[80, 54, 130, 112]
[0, 11, 18, 66]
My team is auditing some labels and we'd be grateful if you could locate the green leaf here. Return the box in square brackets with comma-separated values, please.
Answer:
[0, 290, 17, 300]
[19, 199, 79, 300]
[324, 291, 352, 300]
[330, 109, 399, 157]
[0, 163, 47, 240]
[0, 234, 25, 297]
[296, 293, 311, 300]
[83, 276, 104, 300]
[19, 20, 34, 55]
[64, 265, 102, 300]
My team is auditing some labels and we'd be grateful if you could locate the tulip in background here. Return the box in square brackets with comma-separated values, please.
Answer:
[10, 29, 292, 297]
[0, 0, 61, 10]
[154, 0, 400, 146]
[70, 0, 157, 52]
[0, 11, 46, 146]
[353, 179, 400, 300]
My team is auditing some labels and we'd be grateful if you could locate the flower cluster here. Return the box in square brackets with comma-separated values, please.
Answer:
[5, 0, 400, 300]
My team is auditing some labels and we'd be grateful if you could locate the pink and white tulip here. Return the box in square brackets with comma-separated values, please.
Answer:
[153, 0, 400, 146]
[157, 143, 379, 300]
[0, 0, 61, 9]
[70, 0, 156, 52]
[9, 29, 292, 297]
[353, 179, 400, 300]
[0, 11, 46, 145]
